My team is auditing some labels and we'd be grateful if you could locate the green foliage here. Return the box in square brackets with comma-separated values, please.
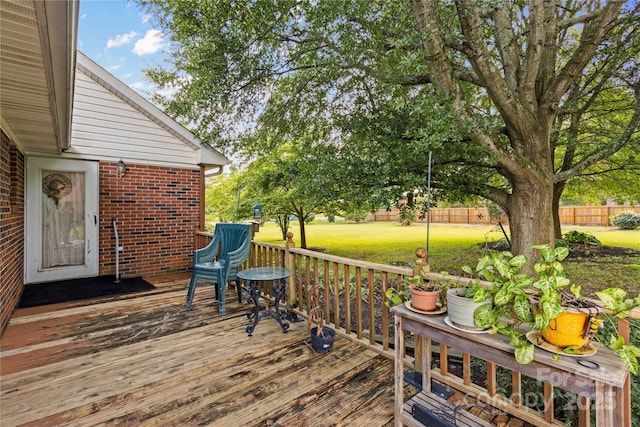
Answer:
[612, 211, 640, 230]
[558, 230, 602, 247]
[234, 142, 342, 247]
[596, 318, 640, 425]
[485, 201, 504, 221]
[137, 0, 640, 259]
[471, 245, 640, 371]
[385, 271, 458, 307]
[398, 206, 416, 225]
[342, 209, 370, 223]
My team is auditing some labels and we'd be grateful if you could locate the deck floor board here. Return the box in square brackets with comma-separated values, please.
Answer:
[1, 273, 415, 426]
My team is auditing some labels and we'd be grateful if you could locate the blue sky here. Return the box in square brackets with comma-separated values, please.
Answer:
[78, 0, 168, 98]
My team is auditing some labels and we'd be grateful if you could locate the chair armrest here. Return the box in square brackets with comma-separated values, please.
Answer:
[194, 232, 221, 264]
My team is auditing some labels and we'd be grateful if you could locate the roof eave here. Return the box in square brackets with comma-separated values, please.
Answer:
[34, 0, 79, 152]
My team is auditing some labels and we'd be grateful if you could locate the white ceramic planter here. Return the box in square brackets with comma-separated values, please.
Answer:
[446, 288, 491, 330]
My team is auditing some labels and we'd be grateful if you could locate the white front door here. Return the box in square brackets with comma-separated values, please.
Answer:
[25, 157, 99, 283]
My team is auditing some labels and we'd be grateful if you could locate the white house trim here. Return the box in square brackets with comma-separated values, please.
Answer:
[68, 51, 229, 170]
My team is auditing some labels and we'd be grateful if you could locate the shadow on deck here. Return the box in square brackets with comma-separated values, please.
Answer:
[1, 273, 416, 426]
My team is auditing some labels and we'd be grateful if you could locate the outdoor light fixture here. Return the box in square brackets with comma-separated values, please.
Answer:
[116, 159, 126, 179]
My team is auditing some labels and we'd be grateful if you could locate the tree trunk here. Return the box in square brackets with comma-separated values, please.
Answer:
[276, 215, 289, 240]
[507, 178, 555, 266]
[297, 214, 307, 249]
[552, 183, 566, 240]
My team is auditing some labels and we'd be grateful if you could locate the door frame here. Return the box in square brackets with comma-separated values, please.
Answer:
[25, 156, 99, 283]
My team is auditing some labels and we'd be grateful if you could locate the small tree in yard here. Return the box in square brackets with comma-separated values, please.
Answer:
[247, 143, 340, 248]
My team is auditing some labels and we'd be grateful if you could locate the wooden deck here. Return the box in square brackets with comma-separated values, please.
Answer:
[1, 273, 416, 426]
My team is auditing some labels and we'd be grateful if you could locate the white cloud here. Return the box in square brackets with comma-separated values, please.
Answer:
[156, 86, 178, 99]
[130, 81, 148, 91]
[133, 30, 165, 56]
[108, 64, 122, 72]
[106, 31, 138, 49]
[141, 13, 151, 24]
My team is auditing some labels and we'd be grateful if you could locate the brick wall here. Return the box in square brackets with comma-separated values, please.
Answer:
[1, 131, 25, 336]
[99, 162, 201, 278]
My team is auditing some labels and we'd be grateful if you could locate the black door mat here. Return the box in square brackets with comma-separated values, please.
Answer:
[18, 276, 156, 308]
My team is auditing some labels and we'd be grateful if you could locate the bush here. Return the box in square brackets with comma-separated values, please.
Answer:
[612, 211, 640, 230]
[559, 230, 602, 247]
[399, 207, 416, 226]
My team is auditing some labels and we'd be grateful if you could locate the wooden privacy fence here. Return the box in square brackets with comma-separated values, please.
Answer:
[193, 230, 636, 426]
[368, 205, 640, 227]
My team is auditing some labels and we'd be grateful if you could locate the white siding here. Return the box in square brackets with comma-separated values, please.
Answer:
[66, 71, 198, 169]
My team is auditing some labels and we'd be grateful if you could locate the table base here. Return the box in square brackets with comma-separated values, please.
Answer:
[245, 277, 290, 336]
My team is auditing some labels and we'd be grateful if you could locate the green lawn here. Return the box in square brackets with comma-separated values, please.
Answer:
[254, 221, 640, 293]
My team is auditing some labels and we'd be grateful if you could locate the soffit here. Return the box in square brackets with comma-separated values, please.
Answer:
[0, 0, 77, 154]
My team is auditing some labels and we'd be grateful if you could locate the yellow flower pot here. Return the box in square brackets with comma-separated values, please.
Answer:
[541, 311, 591, 349]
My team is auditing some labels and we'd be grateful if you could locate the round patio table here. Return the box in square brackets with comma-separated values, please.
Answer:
[237, 267, 292, 336]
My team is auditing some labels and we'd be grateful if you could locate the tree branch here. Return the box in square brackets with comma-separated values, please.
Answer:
[544, 2, 623, 109]
[555, 82, 640, 182]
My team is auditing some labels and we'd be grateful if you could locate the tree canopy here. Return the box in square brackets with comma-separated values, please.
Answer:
[139, 0, 640, 262]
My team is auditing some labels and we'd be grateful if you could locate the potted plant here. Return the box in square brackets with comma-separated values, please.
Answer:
[470, 244, 640, 373]
[446, 277, 492, 330]
[385, 272, 448, 312]
[307, 288, 335, 353]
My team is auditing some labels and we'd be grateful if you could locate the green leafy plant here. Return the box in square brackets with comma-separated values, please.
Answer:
[593, 288, 640, 375]
[470, 245, 640, 373]
[612, 211, 640, 230]
[398, 206, 416, 226]
[557, 230, 602, 247]
[385, 271, 453, 307]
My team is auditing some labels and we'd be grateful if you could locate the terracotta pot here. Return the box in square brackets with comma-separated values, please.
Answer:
[409, 285, 441, 311]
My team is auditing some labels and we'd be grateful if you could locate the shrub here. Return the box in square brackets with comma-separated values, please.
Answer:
[559, 230, 601, 247]
[399, 207, 416, 226]
[612, 211, 640, 230]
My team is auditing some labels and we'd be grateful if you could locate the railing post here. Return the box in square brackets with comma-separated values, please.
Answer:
[619, 317, 632, 427]
[285, 232, 296, 306]
[413, 247, 429, 374]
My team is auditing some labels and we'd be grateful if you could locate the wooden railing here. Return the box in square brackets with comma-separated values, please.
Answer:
[194, 230, 636, 426]
[251, 235, 414, 357]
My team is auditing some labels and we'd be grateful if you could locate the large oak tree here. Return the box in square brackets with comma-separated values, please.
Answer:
[139, 0, 639, 262]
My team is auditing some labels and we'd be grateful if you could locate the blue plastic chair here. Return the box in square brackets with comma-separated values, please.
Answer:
[186, 223, 252, 315]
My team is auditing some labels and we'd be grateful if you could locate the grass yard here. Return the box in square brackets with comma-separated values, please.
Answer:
[254, 221, 640, 294]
